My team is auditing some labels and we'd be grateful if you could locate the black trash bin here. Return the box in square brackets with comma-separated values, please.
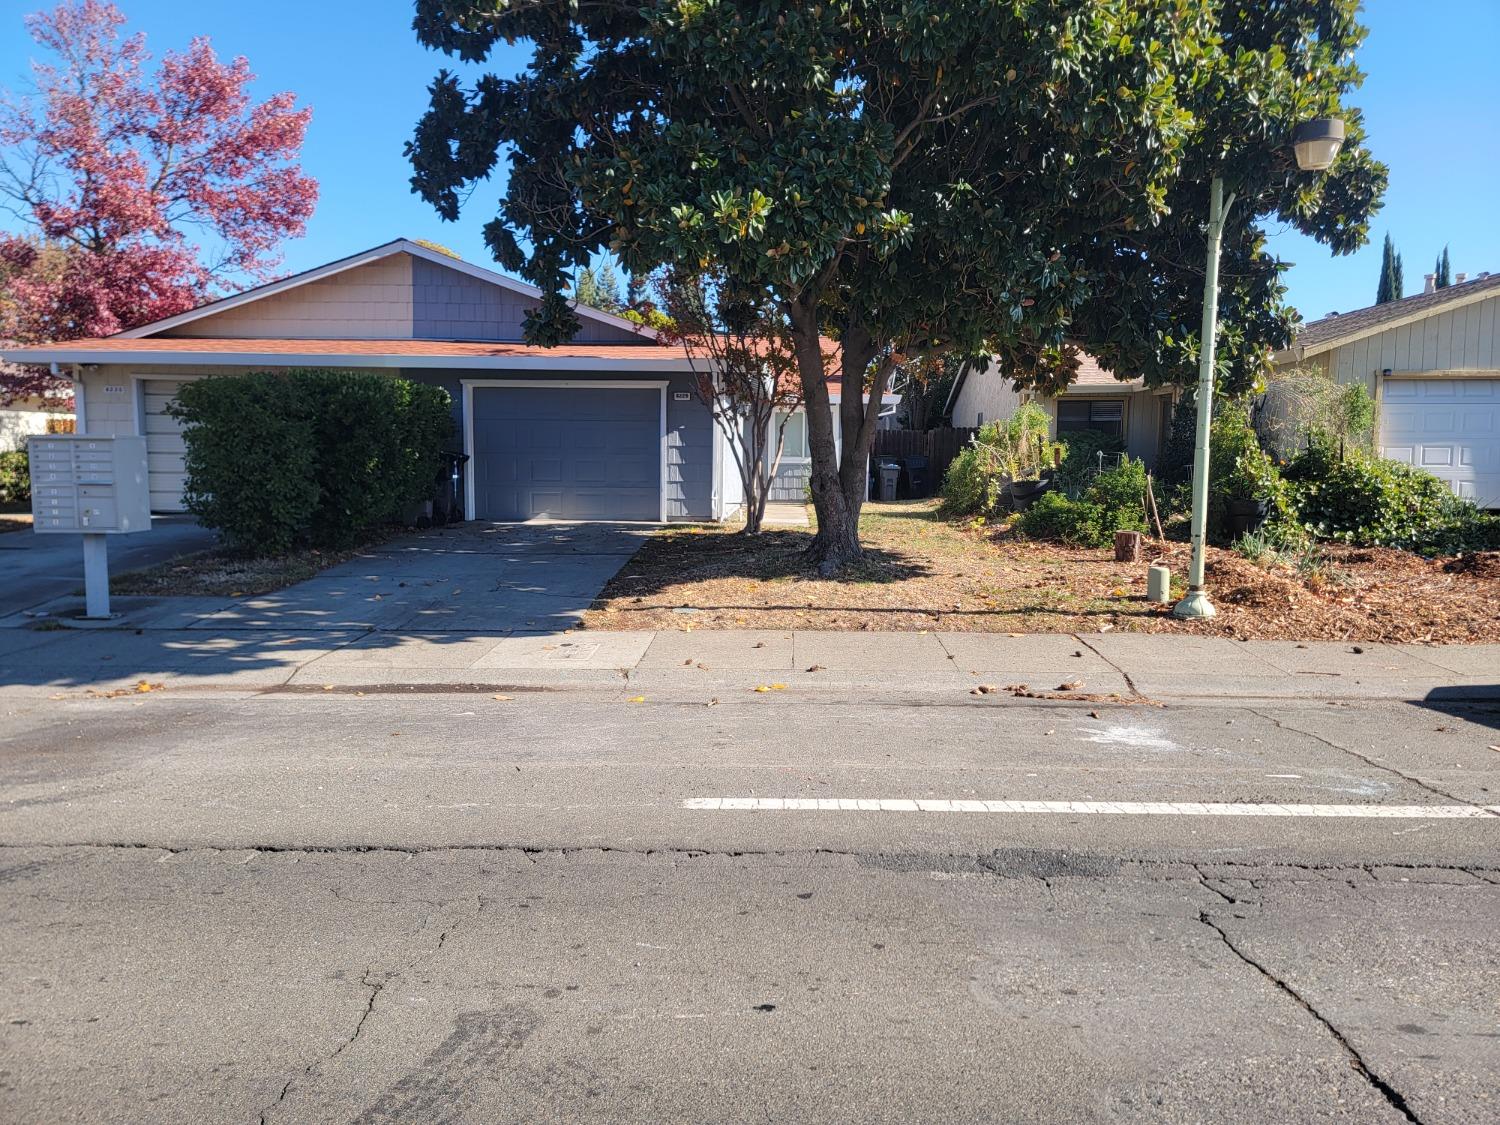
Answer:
[899, 454, 931, 499]
[876, 458, 902, 502]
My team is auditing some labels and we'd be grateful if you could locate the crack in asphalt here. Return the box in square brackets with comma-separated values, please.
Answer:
[256, 896, 485, 1124]
[1246, 707, 1497, 814]
[1199, 910, 1425, 1123]
[1, 842, 1496, 886]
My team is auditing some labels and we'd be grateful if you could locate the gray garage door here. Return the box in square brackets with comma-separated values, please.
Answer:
[472, 385, 661, 521]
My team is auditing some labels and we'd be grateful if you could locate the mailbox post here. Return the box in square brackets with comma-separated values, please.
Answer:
[28, 435, 152, 619]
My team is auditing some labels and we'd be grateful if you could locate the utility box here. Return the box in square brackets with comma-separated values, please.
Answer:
[29, 435, 151, 534]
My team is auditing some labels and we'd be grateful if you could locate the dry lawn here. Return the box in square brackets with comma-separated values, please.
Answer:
[583, 499, 1500, 644]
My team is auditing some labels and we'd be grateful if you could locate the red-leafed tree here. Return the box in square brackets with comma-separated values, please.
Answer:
[0, 0, 317, 404]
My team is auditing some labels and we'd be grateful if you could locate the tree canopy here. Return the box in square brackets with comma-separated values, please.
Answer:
[0, 0, 316, 402]
[409, 0, 1385, 565]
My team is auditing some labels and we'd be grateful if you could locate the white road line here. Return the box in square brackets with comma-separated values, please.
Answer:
[681, 797, 1500, 819]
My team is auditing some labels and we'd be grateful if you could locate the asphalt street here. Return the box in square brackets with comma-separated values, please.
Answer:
[1, 689, 1497, 1123]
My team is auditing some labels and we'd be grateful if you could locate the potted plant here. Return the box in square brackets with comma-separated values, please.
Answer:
[1224, 447, 1281, 537]
[994, 403, 1058, 511]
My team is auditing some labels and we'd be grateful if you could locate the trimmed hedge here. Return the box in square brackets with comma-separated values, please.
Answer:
[170, 370, 453, 554]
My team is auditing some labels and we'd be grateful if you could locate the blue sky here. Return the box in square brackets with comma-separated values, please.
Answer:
[1, 0, 1495, 323]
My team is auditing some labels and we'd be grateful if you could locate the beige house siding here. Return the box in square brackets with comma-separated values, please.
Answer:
[949, 363, 1025, 427]
[162, 257, 415, 339]
[1321, 292, 1500, 396]
[157, 252, 646, 345]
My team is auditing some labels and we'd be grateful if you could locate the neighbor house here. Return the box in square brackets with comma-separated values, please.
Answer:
[1275, 270, 1500, 508]
[0, 394, 73, 452]
[945, 352, 1177, 466]
[0, 239, 890, 522]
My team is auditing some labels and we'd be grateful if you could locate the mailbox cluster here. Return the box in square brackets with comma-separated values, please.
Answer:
[29, 435, 151, 534]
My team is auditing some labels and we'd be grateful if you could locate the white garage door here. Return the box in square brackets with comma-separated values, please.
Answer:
[1380, 378, 1500, 509]
[141, 378, 196, 512]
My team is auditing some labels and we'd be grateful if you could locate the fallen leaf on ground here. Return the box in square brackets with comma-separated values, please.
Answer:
[1057, 680, 1085, 691]
[493, 695, 513, 702]
[626, 695, 646, 703]
[806, 664, 826, 672]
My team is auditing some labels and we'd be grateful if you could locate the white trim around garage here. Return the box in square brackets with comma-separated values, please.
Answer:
[459, 379, 671, 524]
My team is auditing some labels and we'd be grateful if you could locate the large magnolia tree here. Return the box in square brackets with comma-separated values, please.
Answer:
[409, 0, 1384, 570]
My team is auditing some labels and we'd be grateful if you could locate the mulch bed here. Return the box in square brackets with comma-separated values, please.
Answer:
[582, 504, 1500, 644]
[1140, 544, 1500, 644]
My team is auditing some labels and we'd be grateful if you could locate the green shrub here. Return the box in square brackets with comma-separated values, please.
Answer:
[1017, 458, 1148, 548]
[1015, 490, 1105, 546]
[171, 370, 453, 555]
[939, 406, 1060, 517]
[1053, 428, 1126, 497]
[0, 448, 29, 504]
[1288, 453, 1497, 553]
[939, 437, 1002, 517]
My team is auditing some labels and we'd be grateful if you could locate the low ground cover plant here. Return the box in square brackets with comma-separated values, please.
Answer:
[171, 370, 453, 555]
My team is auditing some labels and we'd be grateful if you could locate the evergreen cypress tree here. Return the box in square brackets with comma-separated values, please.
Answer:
[1376, 234, 1402, 304]
[1435, 245, 1452, 288]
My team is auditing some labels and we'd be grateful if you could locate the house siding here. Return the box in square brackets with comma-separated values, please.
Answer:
[950, 362, 1024, 427]
[162, 257, 415, 339]
[160, 252, 653, 346]
[1322, 293, 1500, 397]
[410, 257, 646, 344]
[74, 364, 714, 522]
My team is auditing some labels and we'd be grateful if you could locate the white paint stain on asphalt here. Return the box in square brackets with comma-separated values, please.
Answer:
[1077, 725, 1181, 751]
[682, 797, 1500, 819]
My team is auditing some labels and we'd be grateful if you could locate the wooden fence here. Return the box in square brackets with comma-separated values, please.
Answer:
[872, 427, 978, 488]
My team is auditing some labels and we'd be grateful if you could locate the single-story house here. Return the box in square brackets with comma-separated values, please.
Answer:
[0, 395, 74, 452]
[0, 238, 891, 522]
[945, 352, 1177, 466]
[1274, 270, 1500, 508]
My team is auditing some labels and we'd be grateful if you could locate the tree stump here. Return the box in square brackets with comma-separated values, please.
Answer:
[1114, 530, 1143, 562]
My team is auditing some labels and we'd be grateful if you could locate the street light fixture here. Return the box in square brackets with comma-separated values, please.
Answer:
[1173, 117, 1346, 619]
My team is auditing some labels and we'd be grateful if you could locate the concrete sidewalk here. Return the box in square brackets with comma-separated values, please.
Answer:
[0, 622, 1494, 703]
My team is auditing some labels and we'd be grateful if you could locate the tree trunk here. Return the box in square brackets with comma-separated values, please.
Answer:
[787, 300, 883, 575]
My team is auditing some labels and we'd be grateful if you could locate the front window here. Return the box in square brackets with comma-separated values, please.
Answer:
[1057, 399, 1124, 438]
[775, 410, 810, 460]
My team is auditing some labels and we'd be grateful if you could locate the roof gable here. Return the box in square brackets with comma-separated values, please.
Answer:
[1291, 273, 1500, 358]
[118, 239, 652, 343]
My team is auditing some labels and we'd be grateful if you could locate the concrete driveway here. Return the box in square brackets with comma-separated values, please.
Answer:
[193, 521, 653, 633]
[0, 515, 217, 618]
